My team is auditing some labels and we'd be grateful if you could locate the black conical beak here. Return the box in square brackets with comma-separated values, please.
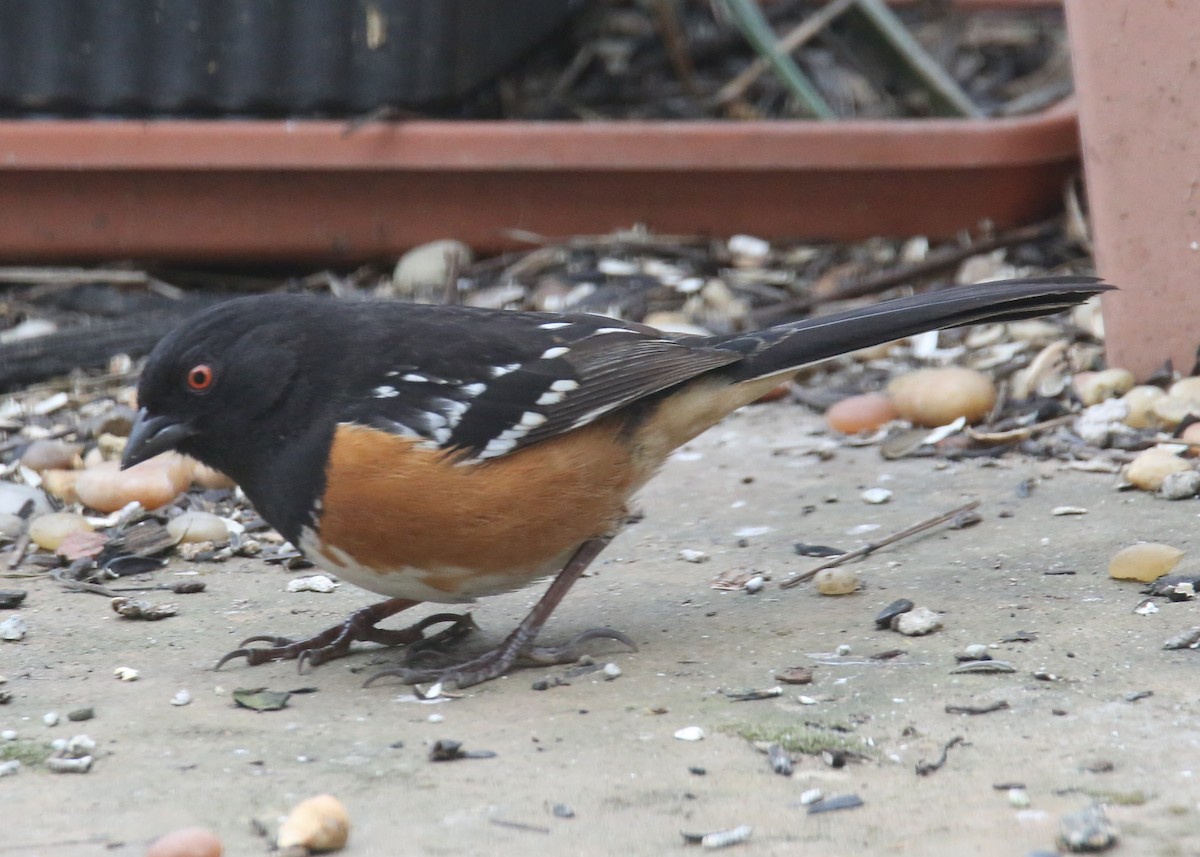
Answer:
[121, 409, 197, 469]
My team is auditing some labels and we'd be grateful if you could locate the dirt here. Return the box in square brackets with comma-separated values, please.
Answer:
[4, 399, 1199, 856]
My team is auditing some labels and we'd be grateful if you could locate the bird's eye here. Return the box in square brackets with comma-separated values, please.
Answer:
[185, 364, 215, 393]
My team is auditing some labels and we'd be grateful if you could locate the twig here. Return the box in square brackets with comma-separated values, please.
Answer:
[654, 0, 699, 97]
[714, 0, 855, 106]
[916, 735, 964, 776]
[780, 499, 980, 589]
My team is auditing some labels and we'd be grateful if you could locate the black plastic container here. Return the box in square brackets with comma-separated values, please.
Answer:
[0, 0, 576, 116]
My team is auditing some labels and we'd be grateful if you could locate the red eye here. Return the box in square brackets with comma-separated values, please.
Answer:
[186, 364, 214, 392]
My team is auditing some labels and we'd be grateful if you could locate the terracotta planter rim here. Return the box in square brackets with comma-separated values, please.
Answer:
[0, 99, 1077, 173]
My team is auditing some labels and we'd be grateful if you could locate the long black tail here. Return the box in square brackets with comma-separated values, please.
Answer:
[709, 276, 1112, 382]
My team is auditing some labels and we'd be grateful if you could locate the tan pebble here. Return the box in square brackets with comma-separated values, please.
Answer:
[1182, 422, 1200, 447]
[1074, 368, 1135, 406]
[826, 393, 900, 434]
[1169, 376, 1200, 403]
[28, 513, 93, 551]
[1121, 385, 1167, 429]
[146, 825, 224, 857]
[168, 512, 230, 544]
[1109, 543, 1184, 582]
[814, 567, 858, 596]
[95, 432, 128, 460]
[190, 462, 236, 491]
[1125, 448, 1192, 491]
[74, 454, 193, 513]
[20, 439, 82, 472]
[40, 469, 80, 504]
[277, 794, 350, 852]
[887, 367, 996, 427]
[1152, 395, 1200, 429]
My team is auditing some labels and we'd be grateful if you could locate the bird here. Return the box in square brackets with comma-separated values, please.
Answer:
[122, 275, 1111, 688]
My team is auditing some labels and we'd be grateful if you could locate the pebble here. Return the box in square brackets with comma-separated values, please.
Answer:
[42, 711, 58, 727]
[20, 439, 82, 472]
[860, 488, 892, 505]
[774, 666, 813, 684]
[1151, 395, 1199, 428]
[602, 663, 622, 680]
[167, 511, 230, 544]
[963, 643, 989, 660]
[39, 469, 80, 504]
[146, 826, 224, 857]
[1008, 788, 1031, 808]
[888, 367, 997, 427]
[66, 734, 96, 756]
[674, 726, 705, 742]
[728, 233, 770, 264]
[1, 729, 16, 741]
[1125, 448, 1192, 491]
[1169, 376, 1200, 402]
[0, 760, 19, 777]
[1073, 399, 1129, 446]
[826, 393, 900, 434]
[1160, 469, 1200, 500]
[113, 666, 140, 681]
[0, 513, 23, 540]
[0, 482, 51, 517]
[678, 549, 709, 563]
[743, 575, 765, 594]
[74, 454, 193, 513]
[391, 239, 473, 301]
[171, 690, 193, 707]
[814, 567, 858, 595]
[1074, 368, 1134, 406]
[835, 644, 852, 656]
[0, 615, 27, 641]
[28, 512, 94, 551]
[277, 793, 351, 852]
[700, 824, 752, 849]
[1058, 804, 1118, 853]
[46, 755, 92, 773]
[1120, 385, 1166, 429]
[67, 707, 95, 722]
[287, 575, 340, 593]
[799, 788, 824, 805]
[1109, 542, 1184, 582]
[892, 606, 943, 636]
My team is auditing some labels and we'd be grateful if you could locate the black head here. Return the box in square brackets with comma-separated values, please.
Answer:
[122, 294, 334, 487]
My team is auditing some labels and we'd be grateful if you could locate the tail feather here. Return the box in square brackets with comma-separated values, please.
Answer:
[709, 276, 1112, 382]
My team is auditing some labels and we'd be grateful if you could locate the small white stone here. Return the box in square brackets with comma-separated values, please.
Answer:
[963, 643, 989, 660]
[1051, 506, 1088, 516]
[427, 713, 444, 724]
[286, 574, 340, 593]
[66, 734, 96, 757]
[674, 726, 705, 742]
[743, 575, 765, 594]
[113, 666, 139, 681]
[42, 712, 59, 727]
[1, 730, 17, 741]
[1008, 788, 1031, 808]
[797, 695, 818, 705]
[861, 488, 893, 505]
[171, 690, 192, 706]
[678, 549, 709, 564]
[835, 644, 852, 656]
[0, 759, 19, 777]
[892, 607, 943, 636]
[603, 663, 622, 680]
[799, 788, 823, 805]
[46, 755, 92, 773]
[0, 615, 27, 641]
[728, 234, 770, 260]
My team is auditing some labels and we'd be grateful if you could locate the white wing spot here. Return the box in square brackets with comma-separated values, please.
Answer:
[538, 321, 572, 330]
[402, 373, 429, 383]
[460, 382, 487, 397]
[592, 327, 632, 335]
[491, 363, 520, 377]
[433, 398, 470, 423]
[550, 379, 579, 392]
[536, 390, 564, 406]
[540, 346, 570, 360]
[518, 411, 548, 429]
[373, 385, 399, 398]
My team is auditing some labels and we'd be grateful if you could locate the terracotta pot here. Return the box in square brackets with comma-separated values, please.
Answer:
[0, 100, 1078, 264]
[1065, 0, 1200, 379]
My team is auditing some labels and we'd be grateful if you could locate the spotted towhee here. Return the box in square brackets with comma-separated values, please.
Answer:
[122, 276, 1110, 688]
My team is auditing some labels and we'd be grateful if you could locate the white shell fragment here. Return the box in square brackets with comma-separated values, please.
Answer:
[287, 575, 340, 593]
[799, 788, 824, 805]
[892, 607, 943, 636]
[860, 488, 893, 505]
[46, 755, 92, 773]
[1051, 506, 1088, 516]
[0, 615, 27, 641]
[674, 726, 705, 742]
[743, 575, 765, 594]
[701, 824, 753, 849]
[113, 666, 140, 681]
[171, 690, 193, 707]
[678, 549, 709, 563]
[277, 793, 351, 852]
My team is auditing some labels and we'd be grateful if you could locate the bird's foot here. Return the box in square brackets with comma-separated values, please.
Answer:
[363, 626, 636, 689]
[214, 598, 475, 672]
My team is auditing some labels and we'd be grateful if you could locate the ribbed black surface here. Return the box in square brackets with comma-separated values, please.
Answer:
[0, 0, 576, 116]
